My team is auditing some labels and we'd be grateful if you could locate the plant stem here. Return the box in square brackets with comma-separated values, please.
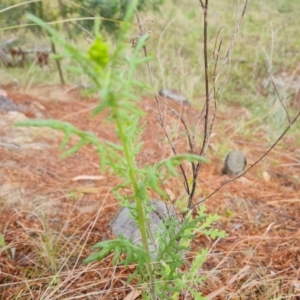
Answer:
[112, 103, 155, 297]
[116, 119, 149, 254]
[201, 0, 210, 156]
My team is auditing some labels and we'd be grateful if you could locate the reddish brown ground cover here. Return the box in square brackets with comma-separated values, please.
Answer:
[0, 85, 299, 299]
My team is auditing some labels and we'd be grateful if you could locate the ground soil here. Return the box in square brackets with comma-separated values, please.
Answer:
[0, 84, 299, 299]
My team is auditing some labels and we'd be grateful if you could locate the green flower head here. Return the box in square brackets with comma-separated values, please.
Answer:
[88, 37, 110, 68]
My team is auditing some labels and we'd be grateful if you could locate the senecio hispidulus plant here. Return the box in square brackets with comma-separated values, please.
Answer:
[15, 1, 226, 299]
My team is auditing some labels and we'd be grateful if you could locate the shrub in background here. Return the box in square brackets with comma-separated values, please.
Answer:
[0, 0, 164, 35]
[75, 0, 164, 34]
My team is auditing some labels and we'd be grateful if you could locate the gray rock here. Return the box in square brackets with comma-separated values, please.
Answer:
[222, 150, 247, 176]
[159, 89, 190, 106]
[110, 200, 177, 255]
[0, 96, 19, 112]
[0, 111, 63, 151]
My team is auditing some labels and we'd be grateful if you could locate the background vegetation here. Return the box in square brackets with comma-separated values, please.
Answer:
[1, 0, 299, 131]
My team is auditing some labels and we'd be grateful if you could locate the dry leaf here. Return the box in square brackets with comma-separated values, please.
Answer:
[72, 175, 105, 181]
[262, 171, 271, 182]
[123, 289, 142, 300]
[165, 188, 176, 202]
[32, 101, 46, 110]
[236, 177, 253, 185]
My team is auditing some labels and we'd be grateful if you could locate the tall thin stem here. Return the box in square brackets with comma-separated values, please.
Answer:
[50, 41, 65, 85]
[112, 100, 155, 298]
[200, 0, 210, 157]
[187, 0, 210, 210]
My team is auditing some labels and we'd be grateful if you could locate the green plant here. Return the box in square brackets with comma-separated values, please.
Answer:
[0, 232, 15, 260]
[14, 1, 226, 299]
[0, 0, 164, 36]
[153, 207, 225, 298]
[0, 0, 58, 31]
[75, 0, 164, 34]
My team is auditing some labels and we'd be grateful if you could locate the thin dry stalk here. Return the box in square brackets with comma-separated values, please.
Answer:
[179, 0, 249, 212]
[134, 8, 193, 200]
[50, 41, 65, 85]
[267, 69, 291, 124]
[134, 1, 252, 215]
[199, 0, 210, 158]
[213, 0, 249, 100]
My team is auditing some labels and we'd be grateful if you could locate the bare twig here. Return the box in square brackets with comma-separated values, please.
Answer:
[135, 9, 193, 198]
[211, 28, 223, 99]
[206, 35, 223, 154]
[50, 41, 65, 85]
[198, 38, 222, 200]
[158, 115, 191, 195]
[267, 69, 291, 125]
[193, 27, 222, 138]
[199, 0, 205, 9]
[214, 0, 249, 101]
[134, 9, 162, 116]
[212, 27, 223, 62]
[185, 0, 211, 212]
[77, 24, 94, 39]
[199, 0, 210, 158]
[186, 0, 249, 211]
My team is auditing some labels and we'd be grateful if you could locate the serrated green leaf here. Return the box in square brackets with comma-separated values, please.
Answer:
[84, 247, 110, 263]
[112, 246, 121, 265]
[61, 140, 86, 158]
[92, 101, 111, 116]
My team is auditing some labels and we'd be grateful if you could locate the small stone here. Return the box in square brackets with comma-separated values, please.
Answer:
[110, 200, 177, 256]
[159, 89, 190, 106]
[222, 150, 247, 176]
[0, 96, 19, 112]
[0, 111, 62, 151]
